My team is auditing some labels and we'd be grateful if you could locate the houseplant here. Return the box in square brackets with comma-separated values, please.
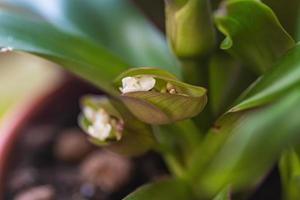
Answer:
[1, 0, 300, 199]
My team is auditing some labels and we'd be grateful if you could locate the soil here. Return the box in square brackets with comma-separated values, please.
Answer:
[4, 124, 168, 200]
[3, 78, 168, 200]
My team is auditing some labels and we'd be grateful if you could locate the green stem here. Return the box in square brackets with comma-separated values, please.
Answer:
[152, 122, 202, 178]
[181, 57, 213, 132]
[181, 58, 209, 87]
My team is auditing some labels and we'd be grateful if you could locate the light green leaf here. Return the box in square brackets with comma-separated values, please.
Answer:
[123, 178, 193, 200]
[215, 0, 295, 74]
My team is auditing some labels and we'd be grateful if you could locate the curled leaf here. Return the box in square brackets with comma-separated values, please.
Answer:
[114, 67, 207, 124]
[79, 95, 155, 156]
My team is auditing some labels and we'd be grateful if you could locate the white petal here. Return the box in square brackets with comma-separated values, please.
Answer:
[138, 76, 156, 91]
[87, 123, 112, 141]
[95, 108, 110, 124]
[83, 106, 96, 122]
[87, 126, 97, 138]
[120, 76, 156, 94]
[120, 76, 139, 93]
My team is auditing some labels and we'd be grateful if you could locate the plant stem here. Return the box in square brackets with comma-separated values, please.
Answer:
[181, 57, 214, 132]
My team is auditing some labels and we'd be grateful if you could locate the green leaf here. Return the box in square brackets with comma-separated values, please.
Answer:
[193, 88, 300, 197]
[0, 11, 128, 93]
[4, 0, 180, 75]
[231, 43, 300, 112]
[123, 178, 193, 200]
[215, 0, 294, 74]
[279, 148, 300, 200]
[115, 67, 207, 124]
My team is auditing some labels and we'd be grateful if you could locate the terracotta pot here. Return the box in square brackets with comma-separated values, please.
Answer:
[0, 76, 99, 199]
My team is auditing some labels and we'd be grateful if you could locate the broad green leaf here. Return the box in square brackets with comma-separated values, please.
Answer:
[215, 0, 294, 74]
[193, 88, 300, 197]
[0, 11, 128, 93]
[279, 149, 300, 200]
[231, 43, 300, 112]
[3, 0, 180, 75]
[262, 0, 300, 38]
[115, 67, 207, 124]
[123, 178, 193, 200]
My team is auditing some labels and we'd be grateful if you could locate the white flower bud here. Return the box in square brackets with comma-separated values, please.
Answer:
[120, 76, 156, 94]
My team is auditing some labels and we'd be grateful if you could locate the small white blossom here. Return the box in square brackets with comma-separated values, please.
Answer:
[87, 121, 112, 141]
[84, 107, 113, 141]
[83, 106, 96, 122]
[120, 76, 156, 94]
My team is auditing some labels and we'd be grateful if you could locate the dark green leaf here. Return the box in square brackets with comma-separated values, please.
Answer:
[215, 0, 294, 74]
[123, 178, 193, 200]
